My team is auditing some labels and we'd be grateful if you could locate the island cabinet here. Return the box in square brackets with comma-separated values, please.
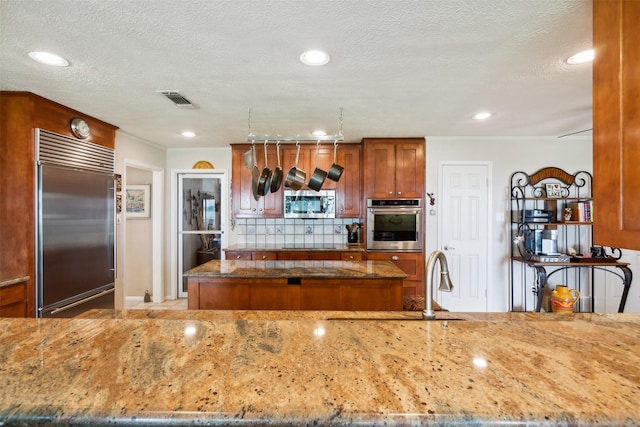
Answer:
[0, 91, 117, 317]
[231, 144, 283, 218]
[366, 252, 425, 296]
[592, 0, 640, 250]
[189, 277, 401, 311]
[362, 137, 425, 199]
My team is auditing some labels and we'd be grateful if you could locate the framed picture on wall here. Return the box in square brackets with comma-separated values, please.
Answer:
[126, 184, 150, 218]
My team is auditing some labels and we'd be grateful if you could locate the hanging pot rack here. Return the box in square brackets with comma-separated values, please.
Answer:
[246, 107, 344, 143]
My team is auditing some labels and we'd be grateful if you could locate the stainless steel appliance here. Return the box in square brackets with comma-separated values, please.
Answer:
[367, 199, 422, 251]
[36, 129, 116, 317]
[284, 189, 335, 219]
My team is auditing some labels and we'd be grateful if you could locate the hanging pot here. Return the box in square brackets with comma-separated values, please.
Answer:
[251, 142, 261, 201]
[308, 141, 328, 192]
[257, 141, 272, 196]
[270, 141, 283, 193]
[327, 140, 344, 182]
[284, 142, 306, 191]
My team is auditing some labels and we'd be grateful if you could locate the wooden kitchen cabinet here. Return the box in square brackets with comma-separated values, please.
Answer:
[0, 281, 28, 317]
[334, 144, 362, 217]
[188, 276, 403, 311]
[231, 144, 283, 218]
[225, 251, 277, 260]
[592, 0, 640, 250]
[281, 143, 336, 190]
[363, 138, 425, 199]
[225, 250, 363, 261]
[366, 252, 425, 296]
[281, 143, 361, 217]
[0, 92, 117, 317]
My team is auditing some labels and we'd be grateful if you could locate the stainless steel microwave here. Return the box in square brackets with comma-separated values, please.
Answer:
[284, 189, 335, 219]
[367, 199, 422, 251]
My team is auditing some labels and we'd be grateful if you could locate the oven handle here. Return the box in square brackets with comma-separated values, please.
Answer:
[368, 208, 422, 215]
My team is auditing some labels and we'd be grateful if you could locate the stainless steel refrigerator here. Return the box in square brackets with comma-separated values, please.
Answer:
[36, 129, 116, 318]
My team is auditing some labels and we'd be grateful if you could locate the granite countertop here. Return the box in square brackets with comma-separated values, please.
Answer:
[224, 244, 365, 252]
[184, 260, 407, 279]
[1, 311, 639, 426]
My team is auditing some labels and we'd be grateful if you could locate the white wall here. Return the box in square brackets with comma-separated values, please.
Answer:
[124, 167, 153, 299]
[425, 136, 639, 313]
[114, 133, 166, 307]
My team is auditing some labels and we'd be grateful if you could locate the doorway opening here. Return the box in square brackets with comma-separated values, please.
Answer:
[174, 171, 228, 299]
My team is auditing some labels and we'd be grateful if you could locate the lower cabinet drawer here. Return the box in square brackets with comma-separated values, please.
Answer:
[0, 282, 28, 317]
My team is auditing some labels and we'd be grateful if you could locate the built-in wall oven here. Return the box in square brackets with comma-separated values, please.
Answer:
[367, 199, 422, 251]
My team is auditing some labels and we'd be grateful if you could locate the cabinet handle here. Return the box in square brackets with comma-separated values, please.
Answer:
[444, 246, 455, 250]
[388, 191, 394, 195]
[261, 255, 267, 260]
[348, 255, 354, 259]
[236, 255, 241, 259]
[391, 255, 399, 261]
[397, 191, 402, 195]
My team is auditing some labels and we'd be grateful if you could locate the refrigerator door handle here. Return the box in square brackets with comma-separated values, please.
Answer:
[48, 288, 115, 316]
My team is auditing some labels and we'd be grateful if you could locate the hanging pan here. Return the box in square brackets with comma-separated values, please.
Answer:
[284, 142, 306, 191]
[257, 141, 272, 196]
[251, 142, 261, 201]
[327, 140, 344, 182]
[270, 141, 283, 193]
[308, 140, 328, 192]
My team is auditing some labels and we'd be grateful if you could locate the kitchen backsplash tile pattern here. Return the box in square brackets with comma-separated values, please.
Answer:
[234, 218, 362, 247]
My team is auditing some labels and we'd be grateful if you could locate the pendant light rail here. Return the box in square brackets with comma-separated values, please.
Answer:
[246, 134, 344, 143]
[246, 107, 344, 143]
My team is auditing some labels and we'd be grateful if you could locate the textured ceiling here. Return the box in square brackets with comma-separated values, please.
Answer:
[0, 0, 593, 148]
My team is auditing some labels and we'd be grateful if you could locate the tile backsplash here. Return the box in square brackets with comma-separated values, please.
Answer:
[233, 218, 362, 248]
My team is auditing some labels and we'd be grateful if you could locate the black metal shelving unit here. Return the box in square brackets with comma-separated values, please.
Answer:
[509, 167, 632, 312]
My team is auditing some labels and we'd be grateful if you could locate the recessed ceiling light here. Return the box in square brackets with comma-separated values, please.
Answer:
[300, 50, 330, 66]
[472, 112, 492, 120]
[181, 131, 196, 138]
[566, 49, 594, 65]
[312, 130, 327, 137]
[28, 51, 69, 67]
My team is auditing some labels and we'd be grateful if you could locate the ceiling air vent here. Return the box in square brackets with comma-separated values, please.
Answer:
[157, 91, 196, 109]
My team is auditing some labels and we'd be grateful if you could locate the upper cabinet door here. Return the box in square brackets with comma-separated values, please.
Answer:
[231, 144, 283, 218]
[363, 138, 425, 199]
[593, 0, 640, 250]
[363, 140, 397, 198]
[335, 144, 361, 217]
[394, 142, 425, 198]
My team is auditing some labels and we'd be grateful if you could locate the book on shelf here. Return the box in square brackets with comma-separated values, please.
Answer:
[567, 201, 593, 222]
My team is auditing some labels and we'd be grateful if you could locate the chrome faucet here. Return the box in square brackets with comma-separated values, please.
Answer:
[423, 250, 454, 320]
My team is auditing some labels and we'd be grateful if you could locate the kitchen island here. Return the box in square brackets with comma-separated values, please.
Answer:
[1, 310, 639, 426]
[185, 260, 407, 311]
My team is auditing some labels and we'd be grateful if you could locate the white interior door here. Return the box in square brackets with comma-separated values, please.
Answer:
[438, 163, 490, 312]
[177, 171, 228, 298]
